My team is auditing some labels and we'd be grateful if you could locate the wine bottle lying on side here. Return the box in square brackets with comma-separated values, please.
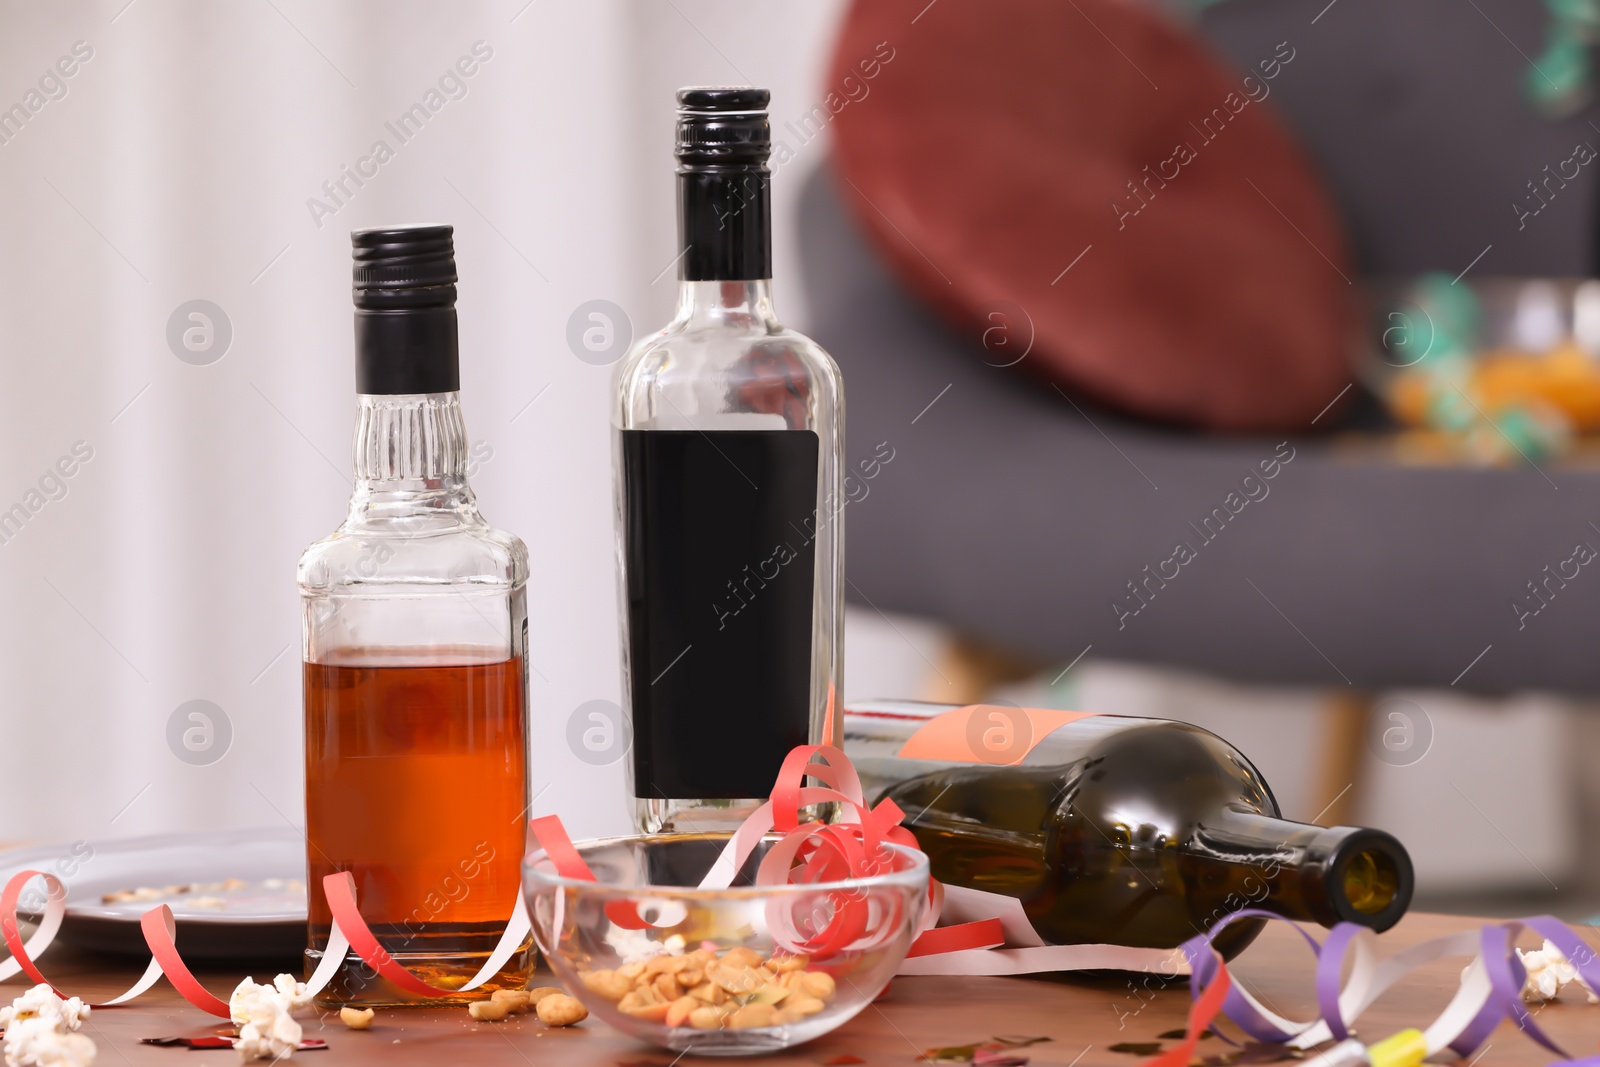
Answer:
[843, 701, 1413, 961]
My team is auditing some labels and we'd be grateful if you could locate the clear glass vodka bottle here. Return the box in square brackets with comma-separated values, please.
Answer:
[614, 88, 845, 833]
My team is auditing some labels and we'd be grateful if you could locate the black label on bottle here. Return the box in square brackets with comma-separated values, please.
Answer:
[622, 429, 819, 799]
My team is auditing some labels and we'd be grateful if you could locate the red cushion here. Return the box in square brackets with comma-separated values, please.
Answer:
[826, 0, 1356, 431]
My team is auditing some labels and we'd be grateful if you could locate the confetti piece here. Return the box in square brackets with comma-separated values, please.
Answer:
[915, 1034, 1056, 1064]
[139, 1036, 234, 1049]
[1190, 1042, 1307, 1067]
[139, 1036, 327, 1051]
[974, 1049, 1031, 1067]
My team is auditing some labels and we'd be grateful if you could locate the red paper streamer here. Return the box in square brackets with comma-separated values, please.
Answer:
[138, 905, 231, 1016]
[321, 871, 454, 1000]
[1146, 959, 1233, 1067]
[1, 869, 59, 994]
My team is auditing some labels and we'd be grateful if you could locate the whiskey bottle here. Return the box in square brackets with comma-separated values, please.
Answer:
[844, 701, 1413, 959]
[299, 225, 531, 1005]
[615, 88, 845, 834]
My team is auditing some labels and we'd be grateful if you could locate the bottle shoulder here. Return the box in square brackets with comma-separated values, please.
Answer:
[297, 518, 528, 594]
[614, 318, 841, 430]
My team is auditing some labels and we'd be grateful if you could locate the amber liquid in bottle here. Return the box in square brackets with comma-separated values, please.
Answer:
[303, 650, 529, 1004]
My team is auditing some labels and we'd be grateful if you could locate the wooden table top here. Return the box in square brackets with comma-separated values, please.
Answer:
[18, 912, 1600, 1066]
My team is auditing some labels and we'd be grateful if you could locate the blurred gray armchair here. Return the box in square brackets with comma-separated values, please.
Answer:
[796, 0, 1600, 822]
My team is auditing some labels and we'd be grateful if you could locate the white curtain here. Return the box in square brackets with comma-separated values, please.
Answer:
[0, 0, 845, 846]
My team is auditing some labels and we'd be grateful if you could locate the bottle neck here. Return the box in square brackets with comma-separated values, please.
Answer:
[677, 164, 772, 282]
[1195, 808, 1411, 930]
[674, 279, 780, 330]
[347, 392, 478, 522]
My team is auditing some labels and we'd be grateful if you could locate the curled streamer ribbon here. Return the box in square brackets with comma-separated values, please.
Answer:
[5, 740, 1600, 1067]
[1152, 908, 1600, 1067]
[0, 863, 534, 1016]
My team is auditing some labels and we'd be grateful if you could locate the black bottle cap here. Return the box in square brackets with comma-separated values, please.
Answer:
[678, 86, 769, 111]
[675, 87, 773, 281]
[351, 224, 460, 394]
[675, 87, 772, 166]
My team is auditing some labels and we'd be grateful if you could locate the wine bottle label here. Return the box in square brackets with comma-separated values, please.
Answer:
[621, 428, 820, 799]
[896, 705, 1098, 765]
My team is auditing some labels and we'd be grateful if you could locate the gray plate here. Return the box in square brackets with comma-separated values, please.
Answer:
[0, 828, 306, 961]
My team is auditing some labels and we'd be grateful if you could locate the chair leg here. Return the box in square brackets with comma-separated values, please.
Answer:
[1312, 691, 1372, 826]
[1567, 705, 1600, 898]
[920, 632, 1045, 706]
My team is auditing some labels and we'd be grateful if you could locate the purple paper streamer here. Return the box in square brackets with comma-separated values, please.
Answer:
[1484, 923, 1572, 1059]
[1184, 909, 1323, 1045]
[1446, 982, 1507, 1062]
[1313, 922, 1365, 1043]
[1177, 910, 1600, 1065]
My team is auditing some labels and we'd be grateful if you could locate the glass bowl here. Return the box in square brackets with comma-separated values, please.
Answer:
[523, 833, 929, 1056]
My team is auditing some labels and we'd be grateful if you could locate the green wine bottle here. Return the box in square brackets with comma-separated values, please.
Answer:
[844, 701, 1412, 960]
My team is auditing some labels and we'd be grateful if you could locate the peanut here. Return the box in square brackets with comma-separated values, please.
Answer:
[749, 984, 789, 1006]
[769, 953, 809, 972]
[621, 1000, 671, 1022]
[689, 982, 726, 1005]
[707, 962, 760, 994]
[665, 996, 698, 1027]
[339, 1007, 375, 1030]
[536, 993, 589, 1027]
[722, 946, 764, 970]
[580, 969, 632, 1002]
[490, 989, 532, 1014]
[526, 986, 565, 1006]
[652, 973, 682, 1001]
[785, 994, 826, 1017]
[728, 1002, 777, 1029]
[468, 999, 510, 1022]
[645, 954, 688, 976]
[800, 971, 836, 1000]
[688, 1005, 728, 1030]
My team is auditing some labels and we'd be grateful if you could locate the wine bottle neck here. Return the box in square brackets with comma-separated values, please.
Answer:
[348, 391, 479, 520]
[1198, 808, 1410, 930]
